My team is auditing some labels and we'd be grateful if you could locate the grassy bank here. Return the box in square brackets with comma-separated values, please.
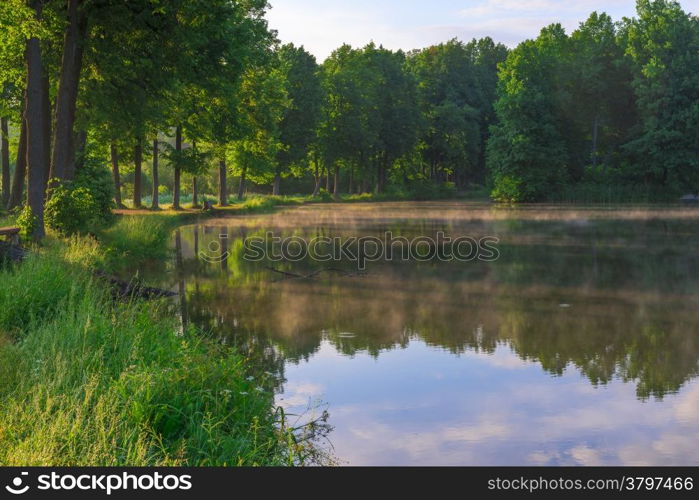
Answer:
[0, 222, 318, 466]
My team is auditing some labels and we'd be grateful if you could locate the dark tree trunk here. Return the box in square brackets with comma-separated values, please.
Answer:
[192, 176, 198, 207]
[8, 118, 27, 210]
[272, 171, 281, 196]
[218, 158, 228, 206]
[312, 157, 321, 197]
[591, 115, 600, 168]
[51, 0, 87, 181]
[378, 156, 389, 193]
[151, 138, 159, 209]
[1, 117, 9, 207]
[173, 125, 182, 210]
[74, 128, 87, 172]
[237, 164, 247, 200]
[110, 143, 124, 208]
[333, 164, 340, 197]
[348, 166, 353, 194]
[133, 137, 142, 208]
[41, 71, 50, 192]
[325, 166, 330, 192]
[25, 3, 48, 239]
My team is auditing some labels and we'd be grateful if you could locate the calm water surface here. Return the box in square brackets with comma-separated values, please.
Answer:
[149, 202, 699, 465]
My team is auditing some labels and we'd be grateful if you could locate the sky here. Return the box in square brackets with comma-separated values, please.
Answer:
[266, 0, 699, 61]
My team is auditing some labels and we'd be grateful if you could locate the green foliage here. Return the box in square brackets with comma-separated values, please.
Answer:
[16, 205, 38, 239]
[45, 184, 99, 235]
[44, 159, 115, 235]
[486, 2, 699, 202]
[75, 155, 116, 224]
[622, 0, 699, 192]
[277, 44, 323, 177]
[491, 176, 526, 203]
[316, 189, 334, 202]
[487, 26, 570, 202]
[407, 38, 508, 186]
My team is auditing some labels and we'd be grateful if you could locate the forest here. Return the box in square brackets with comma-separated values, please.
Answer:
[1, 0, 698, 242]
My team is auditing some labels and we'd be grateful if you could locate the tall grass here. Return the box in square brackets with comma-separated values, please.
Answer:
[0, 240, 293, 466]
[98, 216, 175, 270]
[0, 213, 15, 227]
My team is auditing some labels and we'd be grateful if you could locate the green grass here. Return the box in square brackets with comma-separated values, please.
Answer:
[0, 231, 321, 466]
[0, 211, 16, 228]
[98, 216, 176, 270]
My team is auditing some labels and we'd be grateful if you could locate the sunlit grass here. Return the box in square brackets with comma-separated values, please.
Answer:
[0, 235, 296, 466]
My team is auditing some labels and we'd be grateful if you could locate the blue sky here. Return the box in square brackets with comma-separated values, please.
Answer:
[266, 0, 699, 61]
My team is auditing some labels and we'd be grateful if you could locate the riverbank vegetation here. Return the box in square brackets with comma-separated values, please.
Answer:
[0, 215, 334, 465]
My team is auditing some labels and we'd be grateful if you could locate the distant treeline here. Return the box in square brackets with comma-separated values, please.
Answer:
[1, 0, 698, 238]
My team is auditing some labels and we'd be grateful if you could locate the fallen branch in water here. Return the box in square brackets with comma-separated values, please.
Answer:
[266, 266, 366, 282]
[94, 270, 178, 300]
[265, 267, 304, 279]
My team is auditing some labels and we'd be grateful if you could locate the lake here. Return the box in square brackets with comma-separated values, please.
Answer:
[151, 201, 699, 465]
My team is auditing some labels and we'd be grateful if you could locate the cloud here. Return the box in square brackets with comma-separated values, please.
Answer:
[569, 445, 605, 466]
[459, 0, 564, 18]
[267, 0, 699, 61]
[277, 381, 325, 408]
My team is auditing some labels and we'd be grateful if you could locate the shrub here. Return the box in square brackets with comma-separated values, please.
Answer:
[44, 158, 115, 235]
[491, 175, 528, 203]
[16, 205, 39, 239]
[75, 156, 116, 225]
[316, 189, 334, 202]
[45, 183, 100, 235]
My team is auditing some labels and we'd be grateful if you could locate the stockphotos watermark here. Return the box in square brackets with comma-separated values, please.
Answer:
[199, 231, 500, 270]
[4, 470, 192, 496]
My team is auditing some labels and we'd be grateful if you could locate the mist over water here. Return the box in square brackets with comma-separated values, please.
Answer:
[148, 201, 699, 465]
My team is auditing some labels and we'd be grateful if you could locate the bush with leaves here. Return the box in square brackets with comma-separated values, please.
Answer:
[45, 183, 100, 235]
[16, 205, 39, 240]
[74, 155, 116, 226]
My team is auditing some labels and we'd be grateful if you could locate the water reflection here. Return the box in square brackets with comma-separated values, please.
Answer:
[155, 202, 699, 465]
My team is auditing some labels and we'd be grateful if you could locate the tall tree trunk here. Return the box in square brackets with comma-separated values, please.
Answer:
[133, 137, 142, 208]
[173, 125, 182, 210]
[218, 158, 228, 206]
[74, 128, 87, 171]
[151, 138, 159, 210]
[348, 166, 353, 194]
[591, 115, 600, 168]
[333, 164, 340, 197]
[325, 166, 330, 192]
[51, 0, 87, 181]
[25, 2, 48, 240]
[237, 164, 247, 200]
[110, 143, 124, 208]
[1, 117, 9, 207]
[272, 170, 281, 196]
[192, 176, 198, 207]
[312, 157, 321, 197]
[8, 118, 27, 210]
[41, 71, 50, 192]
